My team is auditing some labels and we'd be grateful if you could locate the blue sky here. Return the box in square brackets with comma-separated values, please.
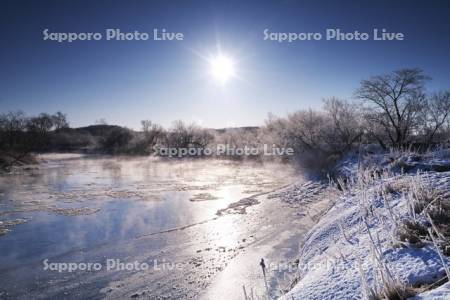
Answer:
[1, 0, 449, 129]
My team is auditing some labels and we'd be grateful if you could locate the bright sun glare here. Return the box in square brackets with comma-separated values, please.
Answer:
[210, 55, 235, 84]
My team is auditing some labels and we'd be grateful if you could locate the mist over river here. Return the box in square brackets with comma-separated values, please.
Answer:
[0, 154, 314, 299]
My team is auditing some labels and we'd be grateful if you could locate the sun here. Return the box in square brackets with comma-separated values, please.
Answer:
[210, 55, 235, 84]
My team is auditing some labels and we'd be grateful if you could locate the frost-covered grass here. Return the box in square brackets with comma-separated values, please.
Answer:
[281, 150, 450, 300]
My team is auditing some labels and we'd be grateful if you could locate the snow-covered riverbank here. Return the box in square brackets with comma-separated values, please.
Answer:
[281, 149, 450, 299]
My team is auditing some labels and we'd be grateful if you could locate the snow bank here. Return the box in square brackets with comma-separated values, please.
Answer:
[282, 152, 450, 300]
[413, 282, 450, 300]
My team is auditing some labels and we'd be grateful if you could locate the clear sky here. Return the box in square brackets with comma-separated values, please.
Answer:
[1, 0, 449, 129]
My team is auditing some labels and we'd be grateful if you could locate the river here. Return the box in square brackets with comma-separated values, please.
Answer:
[0, 154, 325, 299]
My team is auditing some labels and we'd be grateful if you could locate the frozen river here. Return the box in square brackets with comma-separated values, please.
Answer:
[0, 154, 325, 299]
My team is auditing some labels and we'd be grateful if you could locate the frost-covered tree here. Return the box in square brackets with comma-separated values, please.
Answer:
[421, 91, 450, 145]
[166, 120, 213, 149]
[51, 111, 69, 130]
[356, 68, 429, 148]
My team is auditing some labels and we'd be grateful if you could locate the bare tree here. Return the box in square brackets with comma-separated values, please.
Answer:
[0, 111, 27, 149]
[26, 113, 54, 151]
[101, 127, 133, 153]
[422, 91, 450, 145]
[141, 119, 165, 148]
[323, 97, 363, 153]
[285, 109, 329, 153]
[27, 113, 54, 134]
[0, 111, 32, 168]
[356, 68, 429, 148]
[52, 111, 69, 130]
[166, 120, 213, 150]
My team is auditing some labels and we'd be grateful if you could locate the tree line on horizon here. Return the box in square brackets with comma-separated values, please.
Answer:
[1, 68, 449, 171]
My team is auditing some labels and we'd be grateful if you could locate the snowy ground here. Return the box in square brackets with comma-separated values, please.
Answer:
[281, 149, 450, 300]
